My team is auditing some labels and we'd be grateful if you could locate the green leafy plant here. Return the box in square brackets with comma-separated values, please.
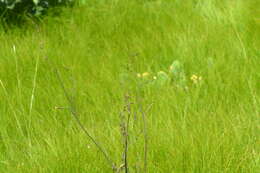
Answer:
[134, 60, 186, 88]
[169, 60, 187, 87]
[152, 71, 170, 87]
[133, 60, 203, 90]
[0, 0, 75, 22]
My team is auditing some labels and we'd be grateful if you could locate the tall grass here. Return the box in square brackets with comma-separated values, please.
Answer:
[0, 0, 259, 172]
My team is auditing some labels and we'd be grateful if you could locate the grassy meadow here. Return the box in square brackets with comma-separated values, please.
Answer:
[0, 0, 259, 172]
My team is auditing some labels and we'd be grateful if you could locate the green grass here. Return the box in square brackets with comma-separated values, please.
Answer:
[0, 0, 259, 172]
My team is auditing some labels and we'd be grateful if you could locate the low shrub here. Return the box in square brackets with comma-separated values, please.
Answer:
[0, 0, 75, 23]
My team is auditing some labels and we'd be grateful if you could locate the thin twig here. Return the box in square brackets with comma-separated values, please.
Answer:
[39, 37, 117, 171]
[124, 93, 131, 173]
[119, 93, 133, 173]
[54, 69, 116, 171]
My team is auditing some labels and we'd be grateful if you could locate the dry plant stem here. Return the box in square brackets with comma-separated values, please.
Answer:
[54, 69, 116, 171]
[119, 93, 132, 173]
[140, 100, 153, 173]
[124, 93, 131, 173]
[119, 110, 126, 173]
[140, 102, 147, 173]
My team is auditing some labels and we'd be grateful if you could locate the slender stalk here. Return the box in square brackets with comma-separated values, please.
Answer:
[54, 69, 116, 171]
[139, 99, 153, 173]
[124, 93, 131, 173]
[29, 56, 39, 128]
[0, 80, 23, 136]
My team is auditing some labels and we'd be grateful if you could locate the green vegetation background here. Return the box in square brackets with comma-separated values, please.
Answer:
[0, 0, 259, 172]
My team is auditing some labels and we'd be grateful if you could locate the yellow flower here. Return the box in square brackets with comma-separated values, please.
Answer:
[137, 73, 141, 78]
[190, 74, 202, 84]
[190, 75, 198, 81]
[169, 65, 173, 71]
[153, 76, 157, 80]
[142, 72, 149, 77]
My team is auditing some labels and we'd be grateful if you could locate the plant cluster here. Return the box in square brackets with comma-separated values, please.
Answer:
[135, 60, 203, 89]
[0, 0, 74, 18]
